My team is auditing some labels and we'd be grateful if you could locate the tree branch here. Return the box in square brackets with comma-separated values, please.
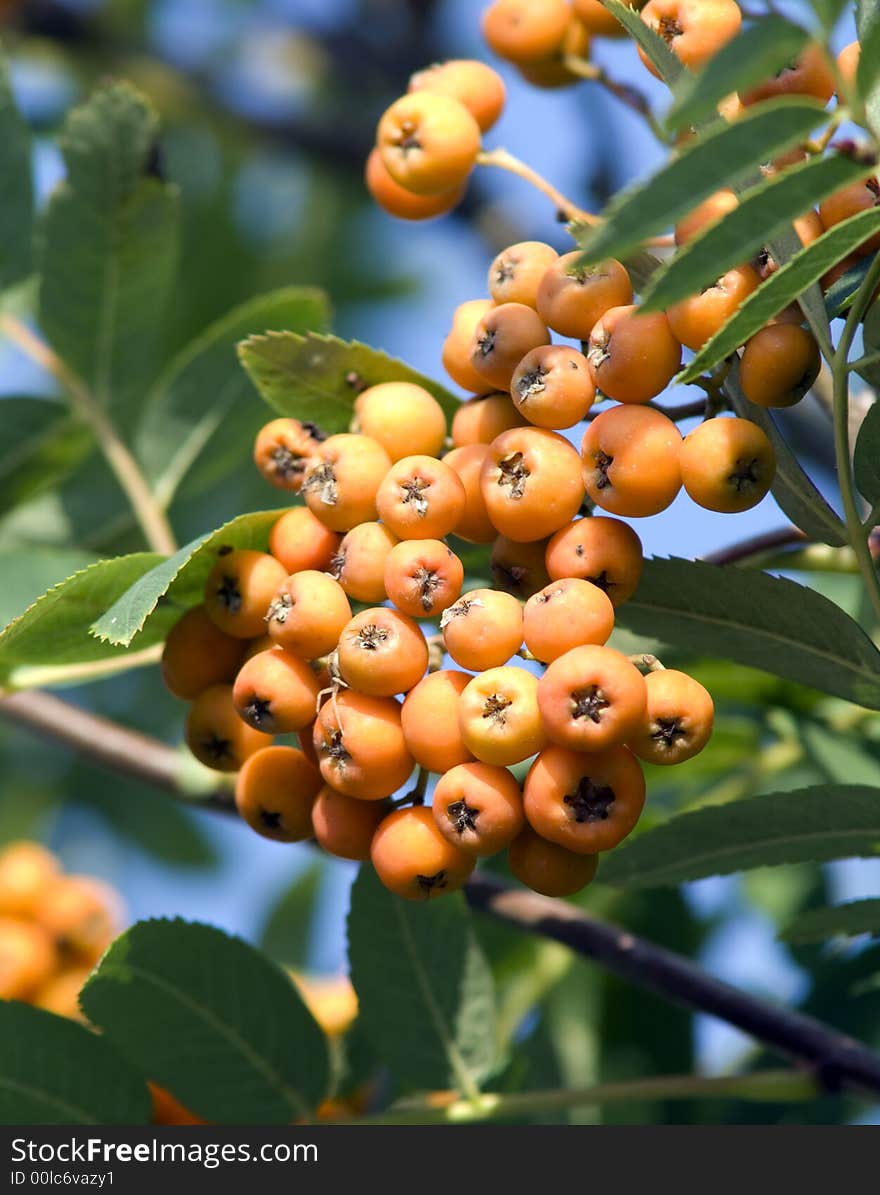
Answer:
[702, 526, 809, 567]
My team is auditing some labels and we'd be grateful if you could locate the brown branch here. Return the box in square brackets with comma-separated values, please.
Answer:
[702, 527, 809, 567]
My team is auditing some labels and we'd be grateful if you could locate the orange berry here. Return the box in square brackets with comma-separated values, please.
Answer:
[232, 646, 321, 734]
[313, 690, 414, 801]
[537, 644, 647, 752]
[0, 918, 57, 1000]
[536, 253, 633, 341]
[253, 417, 326, 492]
[482, 0, 572, 64]
[441, 587, 523, 671]
[491, 535, 552, 600]
[301, 433, 392, 532]
[742, 42, 835, 106]
[365, 147, 463, 221]
[432, 762, 524, 856]
[329, 521, 399, 604]
[383, 538, 464, 618]
[508, 826, 599, 896]
[470, 302, 550, 391]
[523, 577, 615, 663]
[489, 241, 559, 308]
[203, 549, 287, 639]
[186, 683, 273, 772]
[639, 0, 741, 79]
[679, 416, 775, 512]
[442, 444, 497, 543]
[515, 15, 591, 89]
[371, 806, 474, 901]
[572, 0, 630, 37]
[377, 92, 481, 196]
[674, 188, 738, 246]
[353, 381, 448, 461]
[401, 671, 476, 774]
[311, 786, 387, 861]
[265, 570, 352, 658]
[443, 298, 496, 393]
[459, 665, 546, 766]
[269, 507, 341, 575]
[481, 426, 584, 542]
[511, 344, 596, 428]
[819, 177, 880, 257]
[587, 305, 681, 404]
[739, 324, 820, 408]
[667, 265, 760, 351]
[235, 746, 323, 842]
[581, 404, 683, 517]
[336, 607, 428, 697]
[451, 392, 526, 447]
[408, 59, 506, 132]
[32, 964, 92, 1022]
[376, 455, 467, 540]
[837, 41, 859, 93]
[627, 669, 714, 766]
[0, 842, 60, 920]
[545, 516, 643, 606]
[37, 875, 121, 964]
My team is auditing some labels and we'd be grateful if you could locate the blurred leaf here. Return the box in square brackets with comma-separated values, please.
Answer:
[0, 1002, 150, 1125]
[0, 783, 57, 845]
[136, 287, 331, 509]
[0, 553, 168, 690]
[641, 153, 870, 312]
[347, 865, 496, 1094]
[81, 919, 330, 1123]
[781, 899, 880, 943]
[679, 208, 880, 381]
[90, 509, 279, 647]
[857, 0, 880, 137]
[825, 253, 875, 321]
[238, 331, 459, 433]
[854, 401, 880, 507]
[615, 558, 880, 708]
[800, 719, 880, 785]
[0, 398, 92, 514]
[599, 0, 684, 85]
[811, 0, 849, 28]
[666, 17, 810, 132]
[0, 57, 34, 287]
[260, 862, 323, 968]
[577, 100, 827, 266]
[0, 547, 98, 629]
[38, 82, 179, 415]
[601, 785, 880, 888]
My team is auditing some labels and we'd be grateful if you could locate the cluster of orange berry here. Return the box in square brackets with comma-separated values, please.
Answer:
[0, 840, 120, 1014]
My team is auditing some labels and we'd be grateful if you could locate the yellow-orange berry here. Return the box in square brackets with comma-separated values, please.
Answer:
[353, 381, 448, 461]
[383, 538, 464, 618]
[0, 917, 57, 1000]
[203, 550, 287, 639]
[523, 578, 615, 663]
[537, 644, 648, 752]
[741, 42, 835, 106]
[491, 535, 552, 600]
[459, 666, 546, 766]
[408, 59, 506, 132]
[235, 746, 323, 841]
[470, 302, 550, 392]
[365, 147, 463, 221]
[37, 875, 121, 964]
[443, 299, 496, 393]
[536, 253, 633, 341]
[376, 455, 466, 540]
[336, 607, 428, 697]
[0, 842, 60, 920]
[639, 0, 741, 79]
[401, 671, 476, 774]
[508, 827, 598, 896]
[481, 426, 584, 542]
[329, 521, 399, 604]
[269, 507, 341, 576]
[253, 418, 326, 492]
[185, 683, 273, 772]
[371, 806, 474, 900]
[432, 762, 524, 856]
[674, 188, 738, 246]
[739, 324, 820, 409]
[313, 690, 414, 801]
[581, 404, 683, 517]
[265, 570, 352, 658]
[442, 444, 497, 543]
[377, 92, 481, 196]
[627, 669, 714, 766]
[301, 433, 392, 532]
[482, 0, 572, 64]
[311, 786, 387, 861]
[489, 241, 559, 308]
[666, 265, 760, 352]
[511, 344, 596, 428]
[232, 647, 321, 734]
[545, 516, 643, 606]
[586, 305, 681, 404]
[451, 392, 526, 447]
[679, 416, 775, 513]
[441, 587, 523, 671]
[819, 178, 880, 258]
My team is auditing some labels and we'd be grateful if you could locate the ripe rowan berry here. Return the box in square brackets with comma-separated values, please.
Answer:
[459, 666, 546, 766]
[587, 305, 681, 404]
[507, 826, 599, 897]
[741, 43, 836, 106]
[336, 607, 428, 697]
[442, 444, 497, 543]
[265, 570, 352, 658]
[185, 683, 273, 772]
[383, 538, 464, 618]
[639, 0, 741, 79]
[376, 455, 467, 540]
[253, 418, 326, 492]
[371, 806, 474, 901]
[489, 241, 559, 308]
[451, 392, 526, 447]
[511, 344, 596, 428]
[353, 381, 448, 461]
[432, 762, 525, 856]
[515, 13, 591, 89]
[313, 690, 414, 800]
[443, 299, 496, 393]
[441, 587, 523, 671]
[408, 59, 506, 133]
[232, 647, 321, 734]
[667, 265, 760, 351]
[32, 964, 92, 1022]
[679, 416, 775, 513]
[311, 785, 387, 861]
[269, 507, 342, 576]
[819, 178, 880, 257]
[161, 605, 246, 701]
[523, 578, 615, 663]
[0, 842, 60, 919]
[243, 633, 276, 661]
[674, 188, 738, 246]
[491, 535, 552, 600]
[234, 745, 322, 842]
[524, 743, 646, 853]
[301, 433, 392, 532]
[627, 669, 715, 766]
[401, 670, 476, 774]
[365, 147, 463, 221]
[581, 404, 683, 517]
[536, 253, 633, 341]
[545, 516, 644, 606]
[837, 41, 860, 92]
[481, 426, 585, 542]
[537, 644, 648, 752]
[482, 0, 571, 63]
[754, 211, 823, 281]
[470, 302, 550, 391]
[0, 917, 57, 1000]
[739, 324, 820, 408]
[573, 0, 630, 37]
[329, 520, 399, 604]
[203, 549, 287, 639]
[37, 875, 121, 964]
[377, 92, 482, 196]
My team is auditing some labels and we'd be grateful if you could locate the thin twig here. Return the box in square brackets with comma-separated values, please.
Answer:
[702, 526, 809, 567]
[476, 148, 598, 226]
[563, 55, 667, 143]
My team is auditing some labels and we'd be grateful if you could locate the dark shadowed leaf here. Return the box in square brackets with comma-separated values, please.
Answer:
[0, 56, 34, 287]
[781, 899, 880, 943]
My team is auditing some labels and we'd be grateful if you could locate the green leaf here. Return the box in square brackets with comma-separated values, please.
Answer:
[238, 331, 459, 434]
[80, 919, 330, 1124]
[90, 508, 280, 647]
[782, 899, 880, 943]
[347, 865, 496, 1094]
[0, 547, 97, 630]
[614, 558, 880, 707]
[136, 287, 331, 509]
[679, 207, 880, 382]
[601, 785, 880, 888]
[857, 0, 880, 138]
[726, 366, 848, 546]
[577, 99, 827, 266]
[0, 553, 168, 690]
[0, 1002, 150, 1125]
[598, 0, 684, 86]
[854, 402, 880, 506]
[260, 862, 323, 968]
[641, 152, 871, 312]
[0, 56, 34, 287]
[38, 81, 180, 413]
[666, 17, 810, 132]
[0, 397, 92, 513]
[824, 253, 875, 321]
[811, 0, 849, 30]
[800, 720, 880, 787]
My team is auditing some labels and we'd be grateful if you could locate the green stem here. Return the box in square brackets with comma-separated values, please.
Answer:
[848, 348, 880, 375]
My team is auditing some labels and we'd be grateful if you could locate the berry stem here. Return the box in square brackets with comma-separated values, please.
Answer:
[476, 147, 597, 225]
[563, 55, 667, 144]
[629, 653, 666, 674]
[0, 314, 178, 557]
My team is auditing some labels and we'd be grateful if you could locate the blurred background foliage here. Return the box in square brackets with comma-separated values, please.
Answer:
[0, 0, 877, 1124]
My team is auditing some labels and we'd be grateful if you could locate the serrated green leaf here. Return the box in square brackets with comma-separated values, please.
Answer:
[0, 397, 92, 513]
[666, 17, 810, 133]
[38, 81, 179, 414]
[0, 1002, 150, 1125]
[725, 365, 848, 546]
[577, 99, 827, 266]
[781, 899, 880, 943]
[642, 152, 870, 312]
[90, 508, 280, 647]
[857, 1, 880, 137]
[0, 547, 98, 630]
[238, 331, 459, 433]
[601, 785, 880, 888]
[81, 919, 330, 1124]
[614, 558, 880, 707]
[854, 401, 880, 506]
[679, 207, 880, 382]
[598, 0, 684, 86]
[0, 553, 169, 690]
[0, 56, 34, 287]
[260, 862, 323, 968]
[136, 287, 331, 509]
[347, 865, 496, 1094]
